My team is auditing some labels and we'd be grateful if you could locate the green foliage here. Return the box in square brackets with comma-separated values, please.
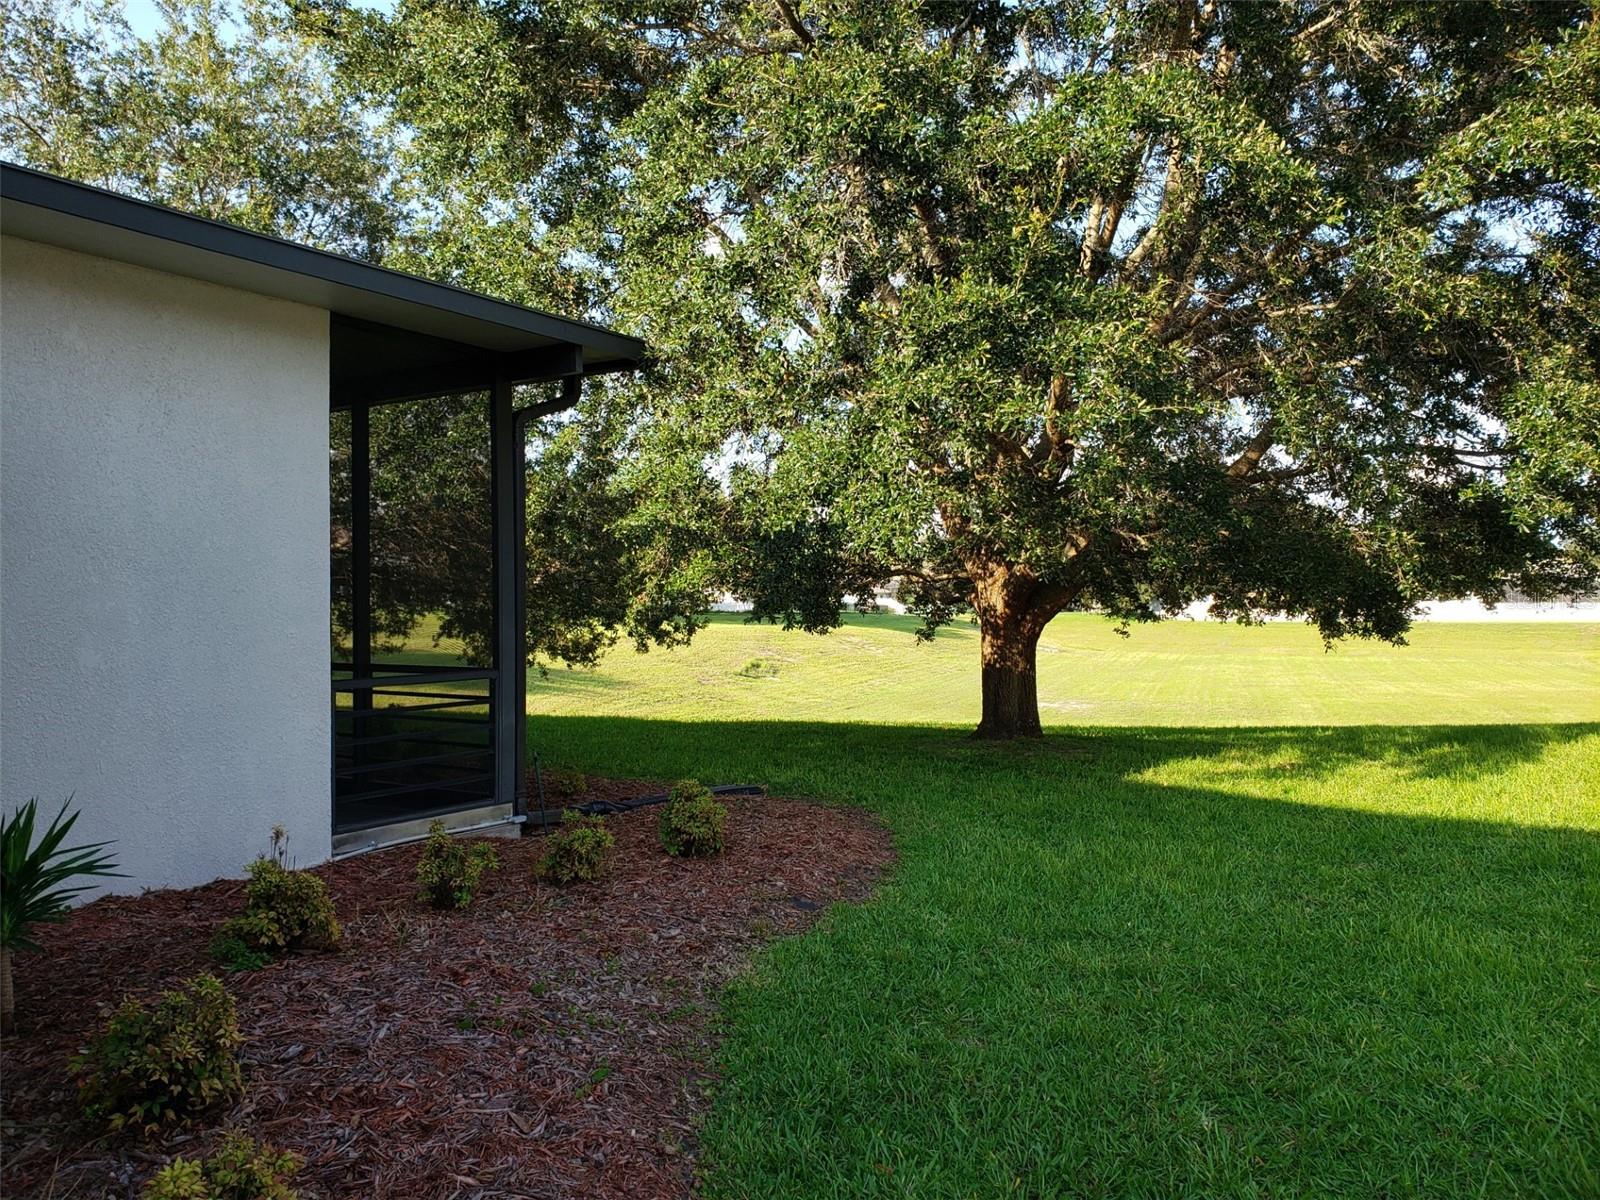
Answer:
[142, 1132, 302, 1200]
[415, 820, 500, 910]
[324, 379, 722, 673]
[538, 812, 613, 884]
[73, 973, 243, 1133]
[659, 779, 728, 858]
[207, 932, 271, 974]
[1, 796, 121, 952]
[0, 0, 397, 257]
[142, 1159, 209, 1200]
[211, 858, 339, 964]
[308, 0, 1598, 735]
[738, 658, 779, 678]
[544, 768, 588, 798]
[517, 406, 720, 668]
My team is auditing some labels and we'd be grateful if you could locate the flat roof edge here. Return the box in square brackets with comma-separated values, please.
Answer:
[0, 162, 645, 364]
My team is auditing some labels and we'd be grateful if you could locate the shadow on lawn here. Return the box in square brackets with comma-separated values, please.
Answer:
[1123, 720, 1597, 785]
[997, 720, 1597, 787]
[530, 714, 1599, 803]
[527, 715, 1600, 1197]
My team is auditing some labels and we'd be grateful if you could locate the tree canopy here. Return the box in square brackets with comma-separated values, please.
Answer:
[7, 0, 1597, 736]
[1, 0, 397, 255]
[309, 0, 1600, 735]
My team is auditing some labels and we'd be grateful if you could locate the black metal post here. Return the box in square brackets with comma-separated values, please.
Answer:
[512, 405, 531, 818]
[512, 374, 582, 821]
[490, 374, 520, 815]
[351, 404, 372, 676]
[350, 402, 373, 781]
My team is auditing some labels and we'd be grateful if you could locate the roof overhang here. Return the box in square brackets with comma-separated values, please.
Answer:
[0, 163, 645, 389]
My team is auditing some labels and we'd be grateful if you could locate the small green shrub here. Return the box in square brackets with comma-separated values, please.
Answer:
[416, 820, 500, 909]
[659, 780, 728, 858]
[738, 657, 779, 678]
[142, 1159, 209, 1200]
[544, 768, 588, 798]
[142, 1132, 302, 1199]
[211, 859, 339, 965]
[207, 932, 271, 973]
[72, 973, 243, 1133]
[539, 812, 613, 884]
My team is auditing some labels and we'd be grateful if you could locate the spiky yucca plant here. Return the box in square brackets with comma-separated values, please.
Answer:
[1, 797, 122, 1033]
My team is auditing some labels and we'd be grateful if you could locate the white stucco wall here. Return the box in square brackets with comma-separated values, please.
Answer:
[1, 235, 331, 894]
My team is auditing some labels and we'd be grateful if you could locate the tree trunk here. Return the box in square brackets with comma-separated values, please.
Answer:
[974, 609, 1045, 739]
[1, 946, 14, 1035]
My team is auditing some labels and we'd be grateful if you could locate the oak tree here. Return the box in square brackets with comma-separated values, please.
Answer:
[315, 0, 1598, 737]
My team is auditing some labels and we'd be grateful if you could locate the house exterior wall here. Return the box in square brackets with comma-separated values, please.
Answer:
[1, 235, 331, 894]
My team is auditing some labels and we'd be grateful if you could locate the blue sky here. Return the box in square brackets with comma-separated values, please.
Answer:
[123, 0, 162, 35]
[123, 0, 392, 38]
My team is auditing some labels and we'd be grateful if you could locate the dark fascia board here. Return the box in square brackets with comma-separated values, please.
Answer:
[0, 162, 644, 368]
[332, 343, 585, 410]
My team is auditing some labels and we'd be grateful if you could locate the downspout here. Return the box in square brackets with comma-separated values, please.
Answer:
[511, 373, 584, 822]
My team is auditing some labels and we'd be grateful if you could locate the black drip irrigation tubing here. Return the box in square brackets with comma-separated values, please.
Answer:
[575, 783, 767, 816]
[527, 751, 764, 828]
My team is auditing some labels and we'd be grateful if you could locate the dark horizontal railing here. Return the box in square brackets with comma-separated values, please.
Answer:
[332, 665, 497, 833]
[333, 661, 496, 679]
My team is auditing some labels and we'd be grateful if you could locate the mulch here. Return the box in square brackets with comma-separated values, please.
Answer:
[0, 782, 895, 1199]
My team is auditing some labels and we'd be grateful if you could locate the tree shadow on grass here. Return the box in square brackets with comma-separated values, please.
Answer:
[956, 720, 1599, 787]
[529, 713, 1597, 795]
[1144, 721, 1595, 785]
[527, 714, 1600, 1198]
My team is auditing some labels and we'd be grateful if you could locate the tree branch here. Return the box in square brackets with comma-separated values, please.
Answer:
[948, 6, 979, 46]
[1225, 421, 1277, 480]
[1036, 374, 1075, 467]
[1121, 149, 1181, 276]
[773, 0, 814, 47]
[912, 196, 953, 276]
[1292, 5, 1343, 46]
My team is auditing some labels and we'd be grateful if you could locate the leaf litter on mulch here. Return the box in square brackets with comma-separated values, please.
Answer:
[1, 783, 895, 1199]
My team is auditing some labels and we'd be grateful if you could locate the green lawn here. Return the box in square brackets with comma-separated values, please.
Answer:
[519, 615, 1598, 1198]
[526, 612, 1598, 728]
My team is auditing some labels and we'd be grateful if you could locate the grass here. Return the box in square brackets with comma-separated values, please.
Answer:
[522, 615, 1600, 1198]
[526, 612, 1598, 727]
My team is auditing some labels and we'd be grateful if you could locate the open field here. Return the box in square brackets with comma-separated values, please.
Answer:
[525, 613, 1599, 727]
[522, 616, 1599, 1198]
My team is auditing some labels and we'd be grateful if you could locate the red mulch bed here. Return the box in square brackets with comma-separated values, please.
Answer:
[1, 783, 894, 1199]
